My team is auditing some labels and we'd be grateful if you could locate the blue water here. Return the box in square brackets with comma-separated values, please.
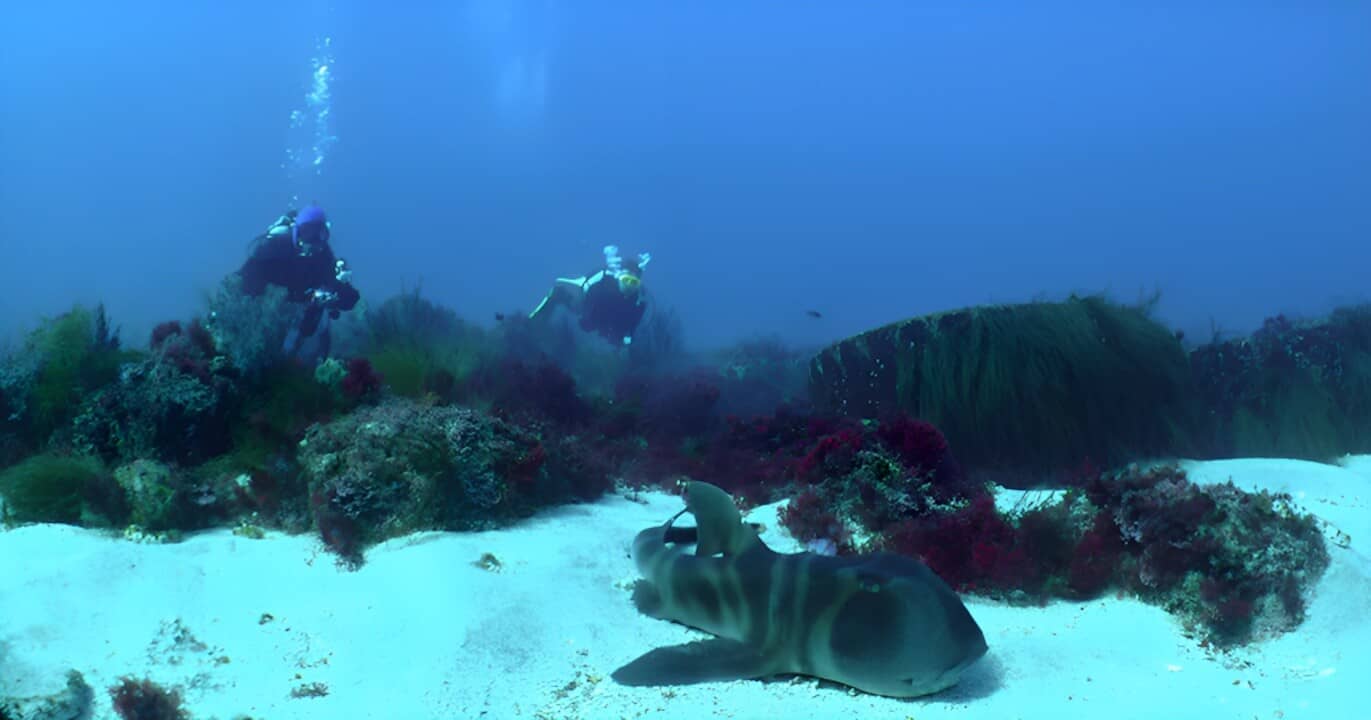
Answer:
[2, 1, 1368, 351]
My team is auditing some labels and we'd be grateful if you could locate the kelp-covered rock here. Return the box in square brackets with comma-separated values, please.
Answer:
[778, 415, 976, 555]
[349, 288, 494, 401]
[1082, 464, 1330, 645]
[72, 323, 236, 465]
[0, 669, 95, 720]
[113, 460, 189, 531]
[298, 399, 553, 563]
[0, 344, 40, 426]
[0, 454, 121, 526]
[1190, 306, 1371, 460]
[809, 296, 1195, 474]
[796, 454, 1330, 647]
[203, 275, 302, 378]
[0, 304, 130, 449]
[710, 335, 813, 417]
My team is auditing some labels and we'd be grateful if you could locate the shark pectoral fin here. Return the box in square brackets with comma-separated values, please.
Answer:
[611, 638, 773, 687]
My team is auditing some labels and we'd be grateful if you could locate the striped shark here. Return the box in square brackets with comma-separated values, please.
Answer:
[613, 481, 988, 698]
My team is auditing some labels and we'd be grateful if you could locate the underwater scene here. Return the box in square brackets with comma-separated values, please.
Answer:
[1, 2, 1369, 719]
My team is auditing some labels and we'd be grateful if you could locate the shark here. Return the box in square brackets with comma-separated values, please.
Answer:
[613, 481, 989, 698]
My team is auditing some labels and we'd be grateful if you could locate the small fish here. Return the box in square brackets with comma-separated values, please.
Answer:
[494, 312, 506, 322]
[806, 310, 823, 319]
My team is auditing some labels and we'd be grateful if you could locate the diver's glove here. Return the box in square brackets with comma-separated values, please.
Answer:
[266, 214, 294, 239]
[265, 211, 319, 255]
[310, 288, 340, 308]
[334, 259, 353, 285]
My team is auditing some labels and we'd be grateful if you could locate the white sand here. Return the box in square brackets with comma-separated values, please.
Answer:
[1, 457, 1367, 720]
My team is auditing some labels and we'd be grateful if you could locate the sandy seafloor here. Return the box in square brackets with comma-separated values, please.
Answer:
[1, 456, 1367, 720]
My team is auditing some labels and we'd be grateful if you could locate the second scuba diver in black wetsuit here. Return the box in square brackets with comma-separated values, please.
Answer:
[529, 245, 652, 347]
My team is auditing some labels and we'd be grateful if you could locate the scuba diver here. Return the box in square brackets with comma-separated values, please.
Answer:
[529, 245, 652, 346]
[235, 204, 360, 357]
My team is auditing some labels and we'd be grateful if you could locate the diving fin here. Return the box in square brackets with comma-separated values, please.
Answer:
[529, 290, 554, 320]
[529, 278, 589, 320]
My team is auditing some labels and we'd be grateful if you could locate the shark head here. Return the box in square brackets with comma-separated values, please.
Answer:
[819, 553, 989, 697]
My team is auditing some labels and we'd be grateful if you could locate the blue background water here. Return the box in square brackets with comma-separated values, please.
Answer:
[2, 1, 1368, 351]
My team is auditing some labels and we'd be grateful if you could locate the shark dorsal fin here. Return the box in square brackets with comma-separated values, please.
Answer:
[682, 481, 759, 556]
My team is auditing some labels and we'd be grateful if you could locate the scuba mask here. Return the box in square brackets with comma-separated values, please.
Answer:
[617, 272, 641, 296]
[292, 220, 330, 256]
[291, 205, 330, 253]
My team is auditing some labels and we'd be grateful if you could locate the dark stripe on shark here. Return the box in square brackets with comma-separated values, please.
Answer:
[670, 555, 723, 626]
[730, 545, 782, 652]
[729, 547, 834, 679]
[722, 561, 751, 642]
[810, 554, 860, 677]
[770, 552, 803, 677]
[657, 548, 756, 647]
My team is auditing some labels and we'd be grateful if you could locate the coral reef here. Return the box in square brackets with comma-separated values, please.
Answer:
[0, 454, 115, 525]
[645, 407, 819, 506]
[870, 462, 1330, 645]
[0, 342, 40, 425]
[625, 370, 722, 438]
[1191, 305, 1371, 460]
[354, 288, 492, 400]
[710, 335, 813, 417]
[776, 488, 853, 555]
[0, 669, 94, 720]
[112, 460, 207, 532]
[72, 321, 235, 465]
[625, 304, 686, 373]
[469, 358, 593, 428]
[204, 275, 300, 378]
[297, 398, 560, 563]
[752, 413, 1328, 646]
[0, 286, 1346, 651]
[108, 677, 188, 720]
[812, 298, 1371, 468]
[2, 305, 133, 449]
[228, 362, 345, 470]
[1083, 464, 1329, 643]
[339, 357, 383, 402]
[788, 414, 977, 530]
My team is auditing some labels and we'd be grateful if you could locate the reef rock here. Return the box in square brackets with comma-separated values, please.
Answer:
[809, 296, 1194, 475]
[297, 398, 551, 563]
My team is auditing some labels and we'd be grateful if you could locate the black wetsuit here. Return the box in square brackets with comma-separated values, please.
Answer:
[580, 274, 646, 345]
[237, 228, 360, 340]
